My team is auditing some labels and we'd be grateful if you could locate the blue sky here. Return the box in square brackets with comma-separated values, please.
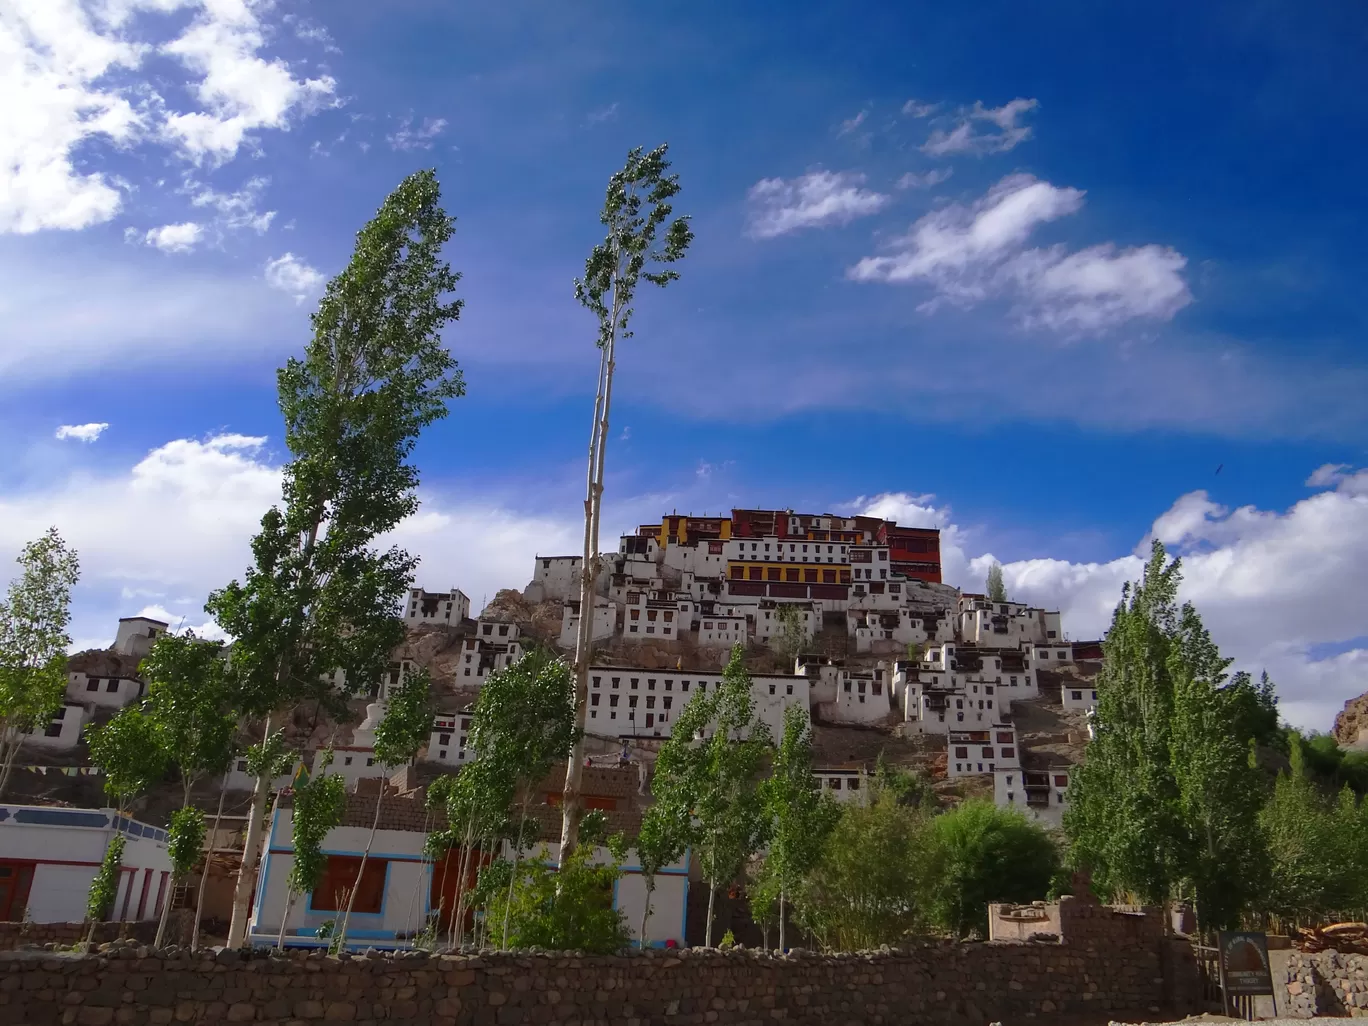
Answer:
[2, 1, 1366, 732]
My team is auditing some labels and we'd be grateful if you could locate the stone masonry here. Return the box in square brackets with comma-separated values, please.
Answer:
[1, 936, 1201, 1026]
[1285, 950, 1368, 1017]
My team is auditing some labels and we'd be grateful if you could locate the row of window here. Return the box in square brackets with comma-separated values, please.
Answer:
[81, 677, 125, 693]
[730, 566, 851, 584]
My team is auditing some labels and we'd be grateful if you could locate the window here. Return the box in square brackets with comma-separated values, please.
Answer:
[981, 747, 994, 758]
[848, 778, 859, 791]
[590, 694, 600, 707]
[1054, 775, 1069, 787]
[803, 569, 817, 583]
[822, 570, 836, 584]
[106, 679, 119, 692]
[439, 733, 452, 745]
[1071, 690, 1082, 701]
[786, 684, 793, 695]
[44, 722, 63, 737]
[768, 684, 775, 695]
[1047, 630, 1057, 639]
[631, 678, 639, 689]
[954, 747, 969, 758]
[646, 696, 656, 709]
[749, 567, 762, 581]
[996, 732, 1013, 743]
[767, 567, 781, 581]
[612, 677, 620, 688]
[312, 856, 386, 914]
[609, 695, 619, 708]
[1003, 748, 1015, 759]
[629, 696, 638, 709]
[843, 681, 851, 693]
[1010, 676, 1017, 686]
[86, 678, 99, 692]
[829, 778, 842, 790]
[344, 756, 354, 766]
[663, 696, 672, 710]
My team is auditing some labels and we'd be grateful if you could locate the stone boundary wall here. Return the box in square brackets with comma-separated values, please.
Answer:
[0, 937, 1201, 1026]
[1285, 950, 1368, 1017]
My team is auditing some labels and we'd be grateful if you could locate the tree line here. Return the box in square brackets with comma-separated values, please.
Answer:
[1064, 541, 1368, 934]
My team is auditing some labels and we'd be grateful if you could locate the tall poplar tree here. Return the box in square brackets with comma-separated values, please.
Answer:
[1066, 540, 1272, 929]
[560, 146, 692, 861]
[0, 528, 80, 797]
[206, 169, 465, 947]
[758, 704, 837, 951]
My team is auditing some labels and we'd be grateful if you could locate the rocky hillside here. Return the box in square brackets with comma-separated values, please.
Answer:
[1334, 689, 1368, 747]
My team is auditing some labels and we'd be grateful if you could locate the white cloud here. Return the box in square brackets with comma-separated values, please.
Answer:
[902, 99, 937, 118]
[849, 173, 1192, 331]
[859, 469, 1368, 731]
[387, 115, 448, 151]
[922, 97, 1038, 156]
[746, 170, 891, 239]
[1306, 463, 1356, 490]
[0, 0, 334, 234]
[896, 168, 952, 190]
[55, 422, 110, 442]
[837, 110, 867, 136]
[187, 174, 275, 232]
[160, 2, 336, 164]
[264, 252, 324, 302]
[142, 221, 204, 252]
[0, 432, 580, 651]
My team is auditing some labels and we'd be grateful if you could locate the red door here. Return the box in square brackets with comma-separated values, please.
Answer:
[0, 861, 36, 921]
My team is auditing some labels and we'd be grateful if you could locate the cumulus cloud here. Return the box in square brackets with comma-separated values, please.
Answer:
[922, 97, 1038, 156]
[858, 470, 1368, 731]
[746, 170, 890, 239]
[141, 221, 204, 252]
[0, 432, 581, 649]
[159, 2, 336, 165]
[387, 115, 448, 151]
[264, 252, 324, 302]
[896, 168, 952, 190]
[902, 99, 937, 118]
[55, 422, 110, 442]
[848, 173, 1192, 331]
[0, 0, 334, 234]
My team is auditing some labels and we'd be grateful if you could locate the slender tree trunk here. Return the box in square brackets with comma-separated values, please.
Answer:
[0, 728, 22, 799]
[277, 890, 294, 949]
[779, 887, 786, 953]
[640, 875, 654, 950]
[560, 341, 611, 863]
[192, 774, 228, 951]
[452, 811, 478, 947]
[501, 798, 530, 949]
[227, 716, 274, 948]
[154, 871, 178, 948]
[337, 779, 385, 949]
[705, 880, 716, 948]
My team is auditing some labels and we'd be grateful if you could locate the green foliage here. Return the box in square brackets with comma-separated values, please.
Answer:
[424, 760, 516, 860]
[86, 708, 168, 810]
[206, 168, 465, 727]
[1292, 731, 1368, 795]
[773, 604, 810, 664]
[0, 528, 80, 796]
[139, 632, 237, 797]
[87, 833, 125, 923]
[470, 649, 579, 772]
[718, 929, 736, 949]
[672, 648, 772, 943]
[288, 752, 347, 899]
[757, 705, 839, 947]
[487, 817, 631, 954]
[1065, 540, 1275, 928]
[985, 562, 1006, 603]
[167, 806, 207, 878]
[374, 666, 434, 768]
[794, 779, 927, 951]
[575, 144, 694, 347]
[920, 800, 1059, 939]
[1258, 737, 1368, 923]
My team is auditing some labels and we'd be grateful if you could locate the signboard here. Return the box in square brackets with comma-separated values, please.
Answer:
[1218, 931, 1275, 1001]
